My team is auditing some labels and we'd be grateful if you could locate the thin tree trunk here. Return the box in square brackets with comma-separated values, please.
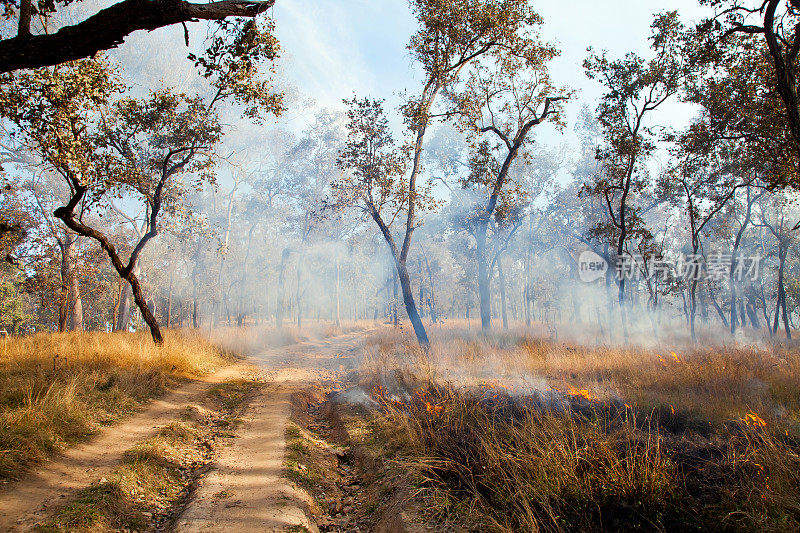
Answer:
[776, 245, 791, 339]
[334, 258, 341, 328]
[392, 267, 399, 327]
[396, 260, 428, 345]
[296, 247, 305, 329]
[498, 256, 509, 330]
[476, 226, 492, 331]
[276, 247, 289, 328]
[167, 267, 174, 328]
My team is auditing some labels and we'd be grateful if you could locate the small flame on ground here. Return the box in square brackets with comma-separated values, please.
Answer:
[656, 352, 684, 365]
[425, 402, 443, 415]
[742, 410, 767, 428]
[566, 385, 594, 401]
[479, 380, 515, 393]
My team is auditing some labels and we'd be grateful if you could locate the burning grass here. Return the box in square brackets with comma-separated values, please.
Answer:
[0, 330, 232, 480]
[357, 327, 800, 531]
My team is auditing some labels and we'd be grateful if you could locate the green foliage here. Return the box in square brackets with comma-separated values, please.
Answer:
[0, 276, 30, 333]
[0, 58, 123, 193]
[190, 18, 284, 122]
[334, 97, 408, 215]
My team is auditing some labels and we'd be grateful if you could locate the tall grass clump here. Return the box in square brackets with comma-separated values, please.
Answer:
[0, 330, 231, 480]
[370, 379, 677, 532]
[361, 327, 800, 531]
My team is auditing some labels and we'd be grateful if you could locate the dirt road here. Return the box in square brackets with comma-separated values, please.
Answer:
[175, 330, 367, 532]
[0, 329, 370, 532]
[0, 364, 248, 532]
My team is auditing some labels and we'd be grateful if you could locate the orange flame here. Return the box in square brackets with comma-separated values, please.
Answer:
[480, 380, 514, 392]
[425, 402, 443, 415]
[742, 411, 767, 428]
[566, 385, 594, 401]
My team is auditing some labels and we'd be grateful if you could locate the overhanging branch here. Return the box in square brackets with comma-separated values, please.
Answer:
[0, 0, 276, 73]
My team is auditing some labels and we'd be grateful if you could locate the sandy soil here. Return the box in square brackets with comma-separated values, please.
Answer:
[174, 330, 368, 533]
[0, 364, 246, 532]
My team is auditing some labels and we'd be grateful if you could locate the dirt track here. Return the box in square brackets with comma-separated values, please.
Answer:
[0, 329, 369, 532]
[0, 364, 247, 532]
[175, 331, 366, 532]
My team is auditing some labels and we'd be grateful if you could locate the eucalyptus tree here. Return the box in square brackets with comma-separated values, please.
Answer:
[755, 191, 799, 339]
[23, 172, 87, 331]
[726, 185, 765, 333]
[0, 20, 282, 343]
[660, 143, 746, 341]
[583, 11, 685, 329]
[701, 0, 800, 164]
[448, 40, 566, 331]
[335, 0, 558, 347]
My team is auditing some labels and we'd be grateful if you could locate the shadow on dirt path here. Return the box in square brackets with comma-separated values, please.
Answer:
[173, 329, 375, 533]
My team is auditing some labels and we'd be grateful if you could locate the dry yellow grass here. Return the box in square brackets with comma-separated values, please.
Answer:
[363, 325, 800, 427]
[359, 325, 800, 532]
[0, 330, 231, 480]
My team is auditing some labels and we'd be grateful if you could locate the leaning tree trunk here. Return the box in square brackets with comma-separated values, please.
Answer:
[395, 259, 429, 346]
[392, 267, 399, 327]
[115, 266, 139, 332]
[120, 268, 162, 343]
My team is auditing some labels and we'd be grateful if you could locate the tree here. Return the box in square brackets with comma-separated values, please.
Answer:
[450, 44, 565, 331]
[685, 26, 796, 189]
[583, 11, 684, 332]
[702, 0, 800, 165]
[727, 185, 765, 334]
[0, 19, 281, 343]
[23, 172, 90, 331]
[336, 0, 557, 348]
[755, 191, 799, 339]
[661, 145, 746, 341]
[0, 0, 276, 73]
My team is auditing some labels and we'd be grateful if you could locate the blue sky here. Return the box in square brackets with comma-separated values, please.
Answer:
[270, 0, 713, 133]
[104, 0, 716, 182]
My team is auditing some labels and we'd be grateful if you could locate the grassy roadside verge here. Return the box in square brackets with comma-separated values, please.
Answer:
[0, 330, 233, 480]
[35, 378, 261, 533]
[285, 389, 428, 533]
